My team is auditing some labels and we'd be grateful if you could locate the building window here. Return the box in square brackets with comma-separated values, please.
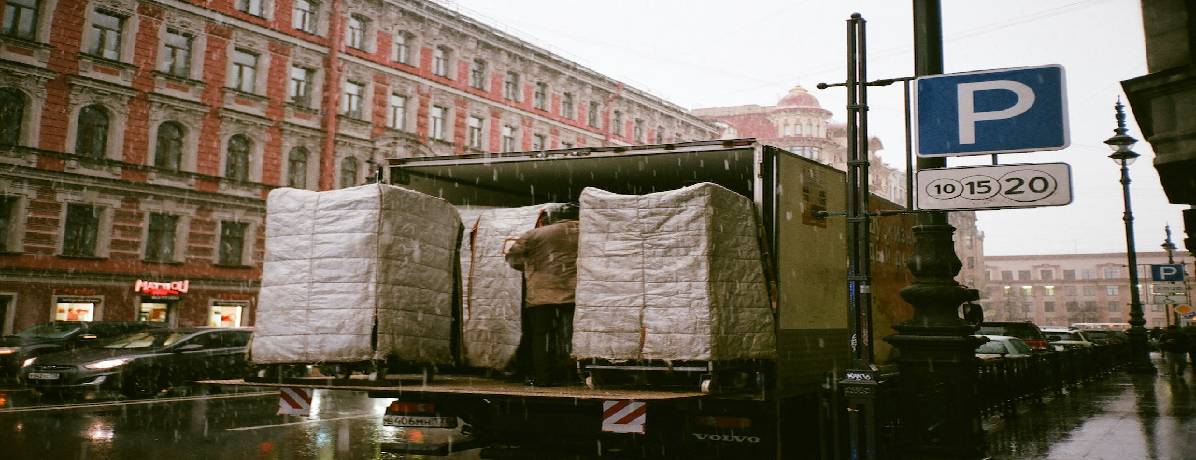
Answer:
[217, 221, 247, 266]
[387, 94, 406, 130]
[1, 0, 38, 40]
[0, 88, 25, 147]
[1040, 269, 1054, 281]
[231, 49, 258, 93]
[235, 0, 263, 16]
[1106, 285, 1119, 296]
[1082, 269, 1096, 280]
[467, 116, 483, 149]
[588, 101, 599, 127]
[339, 157, 358, 188]
[144, 213, 178, 262]
[612, 110, 623, 135]
[1063, 269, 1076, 280]
[0, 196, 19, 252]
[1108, 301, 1121, 313]
[532, 133, 545, 150]
[501, 125, 516, 152]
[1065, 301, 1079, 312]
[62, 203, 101, 257]
[561, 92, 574, 119]
[655, 126, 663, 144]
[504, 71, 519, 101]
[1000, 270, 1012, 281]
[429, 105, 447, 141]
[287, 147, 308, 189]
[1103, 268, 1120, 279]
[533, 82, 547, 110]
[470, 59, 487, 89]
[292, 0, 317, 33]
[1064, 285, 1077, 296]
[393, 32, 411, 64]
[1083, 286, 1097, 297]
[88, 10, 123, 61]
[75, 105, 109, 159]
[161, 29, 192, 78]
[1021, 286, 1032, 297]
[342, 81, 364, 118]
[633, 118, 644, 142]
[154, 121, 184, 171]
[225, 134, 251, 181]
[1017, 270, 1031, 281]
[288, 66, 313, 106]
[432, 46, 450, 78]
[1043, 301, 1055, 312]
[1044, 285, 1055, 296]
[346, 15, 367, 49]
[1151, 304, 1164, 313]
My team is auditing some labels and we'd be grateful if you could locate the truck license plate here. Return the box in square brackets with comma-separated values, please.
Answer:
[27, 372, 60, 380]
[383, 415, 455, 428]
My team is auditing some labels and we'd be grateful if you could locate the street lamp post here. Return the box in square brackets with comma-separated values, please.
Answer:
[1104, 99, 1155, 374]
[1162, 225, 1178, 326]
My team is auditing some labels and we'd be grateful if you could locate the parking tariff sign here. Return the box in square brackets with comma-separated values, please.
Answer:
[916, 163, 1073, 211]
[914, 65, 1069, 157]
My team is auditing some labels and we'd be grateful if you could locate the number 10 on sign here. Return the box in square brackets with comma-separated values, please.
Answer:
[916, 163, 1073, 211]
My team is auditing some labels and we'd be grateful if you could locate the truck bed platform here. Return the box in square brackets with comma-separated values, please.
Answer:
[203, 374, 708, 400]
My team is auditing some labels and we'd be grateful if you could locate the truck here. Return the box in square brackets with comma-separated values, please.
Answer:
[216, 139, 917, 459]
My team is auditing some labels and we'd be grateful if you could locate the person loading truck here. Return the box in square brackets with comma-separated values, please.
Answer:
[505, 205, 580, 387]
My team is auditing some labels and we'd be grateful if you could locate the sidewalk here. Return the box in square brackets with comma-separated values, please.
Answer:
[985, 353, 1196, 459]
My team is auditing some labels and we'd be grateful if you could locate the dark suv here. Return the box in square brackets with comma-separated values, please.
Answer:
[0, 321, 165, 380]
[977, 321, 1049, 351]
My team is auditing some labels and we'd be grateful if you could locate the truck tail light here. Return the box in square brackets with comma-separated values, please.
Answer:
[387, 401, 435, 415]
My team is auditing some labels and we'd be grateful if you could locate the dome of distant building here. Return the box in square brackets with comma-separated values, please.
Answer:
[776, 85, 822, 109]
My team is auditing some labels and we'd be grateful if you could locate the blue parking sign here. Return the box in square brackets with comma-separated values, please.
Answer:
[914, 65, 1069, 157]
[1151, 264, 1186, 282]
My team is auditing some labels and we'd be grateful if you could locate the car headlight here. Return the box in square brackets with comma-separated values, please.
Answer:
[85, 358, 131, 370]
[21, 357, 36, 368]
[0, 347, 18, 355]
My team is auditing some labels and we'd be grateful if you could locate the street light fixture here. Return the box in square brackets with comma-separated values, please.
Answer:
[1104, 99, 1154, 373]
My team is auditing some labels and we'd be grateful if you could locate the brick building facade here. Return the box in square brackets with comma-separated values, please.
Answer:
[693, 86, 987, 293]
[982, 252, 1192, 328]
[0, 0, 717, 333]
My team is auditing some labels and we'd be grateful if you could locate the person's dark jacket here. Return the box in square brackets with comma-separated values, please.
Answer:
[1161, 328, 1190, 353]
[505, 220, 579, 307]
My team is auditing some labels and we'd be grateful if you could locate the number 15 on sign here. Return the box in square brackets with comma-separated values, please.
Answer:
[916, 163, 1073, 211]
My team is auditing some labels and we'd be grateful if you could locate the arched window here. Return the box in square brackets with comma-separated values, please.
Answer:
[154, 121, 185, 171]
[225, 134, 251, 181]
[0, 88, 26, 147]
[287, 147, 308, 189]
[339, 157, 358, 188]
[75, 105, 110, 159]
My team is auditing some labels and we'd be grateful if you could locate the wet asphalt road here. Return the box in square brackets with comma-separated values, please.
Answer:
[0, 384, 481, 460]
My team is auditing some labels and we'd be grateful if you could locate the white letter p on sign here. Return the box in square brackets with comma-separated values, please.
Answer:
[957, 80, 1035, 145]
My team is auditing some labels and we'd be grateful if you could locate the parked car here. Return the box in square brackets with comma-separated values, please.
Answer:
[1078, 329, 1130, 346]
[1041, 327, 1094, 351]
[977, 321, 1050, 351]
[974, 335, 1034, 360]
[0, 321, 165, 381]
[20, 327, 251, 398]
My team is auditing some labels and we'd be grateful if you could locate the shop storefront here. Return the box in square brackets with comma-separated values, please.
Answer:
[133, 280, 189, 326]
[208, 301, 247, 327]
[53, 296, 101, 322]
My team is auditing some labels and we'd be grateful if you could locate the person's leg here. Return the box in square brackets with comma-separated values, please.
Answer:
[529, 306, 553, 385]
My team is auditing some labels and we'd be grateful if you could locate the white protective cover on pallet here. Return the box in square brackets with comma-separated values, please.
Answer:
[253, 184, 461, 365]
[573, 183, 775, 362]
[459, 204, 566, 370]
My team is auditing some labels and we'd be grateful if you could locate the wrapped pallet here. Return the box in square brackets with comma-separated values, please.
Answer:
[252, 184, 461, 366]
[573, 183, 775, 362]
[459, 204, 568, 370]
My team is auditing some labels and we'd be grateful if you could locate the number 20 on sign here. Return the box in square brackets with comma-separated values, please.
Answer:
[916, 163, 1073, 211]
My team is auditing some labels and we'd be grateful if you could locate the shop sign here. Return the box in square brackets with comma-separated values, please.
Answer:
[134, 280, 190, 298]
[54, 288, 98, 296]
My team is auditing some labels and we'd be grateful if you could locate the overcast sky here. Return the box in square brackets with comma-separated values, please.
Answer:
[435, 0, 1188, 256]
